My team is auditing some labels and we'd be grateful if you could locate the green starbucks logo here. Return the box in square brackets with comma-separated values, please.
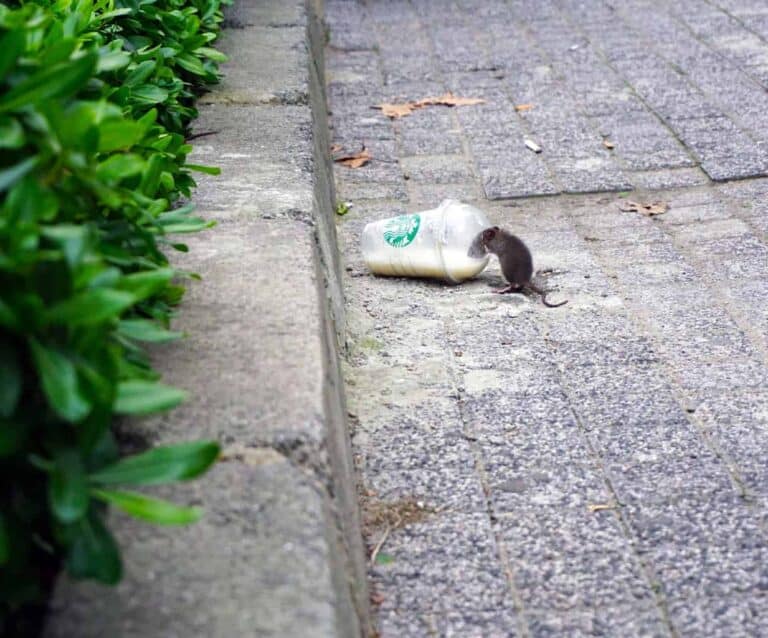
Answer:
[383, 214, 420, 247]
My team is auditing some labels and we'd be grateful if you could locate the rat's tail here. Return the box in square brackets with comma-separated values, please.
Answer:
[527, 283, 568, 308]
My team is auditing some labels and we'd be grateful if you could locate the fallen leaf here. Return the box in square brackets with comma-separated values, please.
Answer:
[515, 103, 534, 111]
[371, 592, 385, 606]
[618, 200, 668, 216]
[588, 503, 616, 513]
[524, 138, 542, 153]
[333, 146, 371, 169]
[330, 143, 342, 153]
[375, 552, 395, 565]
[415, 92, 486, 107]
[335, 201, 351, 216]
[372, 93, 486, 119]
[372, 102, 418, 119]
[603, 139, 615, 150]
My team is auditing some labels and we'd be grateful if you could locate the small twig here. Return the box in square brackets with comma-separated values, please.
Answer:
[588, 502, 616, 513]
[369, 524, 391, 567]
[186, 130, 219, 141]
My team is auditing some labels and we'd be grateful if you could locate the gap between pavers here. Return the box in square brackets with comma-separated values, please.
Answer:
[43, 1, 370, 636]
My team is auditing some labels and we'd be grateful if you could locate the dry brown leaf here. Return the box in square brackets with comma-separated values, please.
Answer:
[333, 146, 371, 169]
[372, 102, 419, 118]
[588, 503, 616, 513]
[619, 199, 668, 216]
[603, 139, 615, 150]
[372, 93, 486, 119]
[515, 103, 534, 111]
[415, 92, 486, 107]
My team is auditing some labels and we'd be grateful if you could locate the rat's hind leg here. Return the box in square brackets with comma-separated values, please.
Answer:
[493, 284, 523, 294]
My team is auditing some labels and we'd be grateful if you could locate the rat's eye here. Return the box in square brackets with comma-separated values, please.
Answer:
[483, 229, 495, 241]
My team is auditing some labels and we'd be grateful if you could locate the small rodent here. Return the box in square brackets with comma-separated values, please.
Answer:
[468, 226, 568, 308]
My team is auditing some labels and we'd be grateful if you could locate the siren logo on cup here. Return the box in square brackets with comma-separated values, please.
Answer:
[383, 214, 421, 247]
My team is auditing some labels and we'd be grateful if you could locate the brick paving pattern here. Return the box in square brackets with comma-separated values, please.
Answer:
[325, 0, 768, 636]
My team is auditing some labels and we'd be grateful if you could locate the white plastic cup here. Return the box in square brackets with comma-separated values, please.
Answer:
[360, 199, 491, 283]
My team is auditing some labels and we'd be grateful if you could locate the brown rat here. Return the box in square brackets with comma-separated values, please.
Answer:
[468, 226, 567, 308]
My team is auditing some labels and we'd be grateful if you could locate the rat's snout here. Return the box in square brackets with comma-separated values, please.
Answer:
[467, 228, 490, 259]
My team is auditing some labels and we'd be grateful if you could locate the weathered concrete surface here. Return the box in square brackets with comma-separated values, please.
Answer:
[327, 0, 768, 636]
[45, 1, 369, 637]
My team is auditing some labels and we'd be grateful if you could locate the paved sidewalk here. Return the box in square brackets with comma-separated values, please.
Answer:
[326, 0, 768, 636]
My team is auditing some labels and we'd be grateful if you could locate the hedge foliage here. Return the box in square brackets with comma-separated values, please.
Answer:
[0, 0, 229, 628]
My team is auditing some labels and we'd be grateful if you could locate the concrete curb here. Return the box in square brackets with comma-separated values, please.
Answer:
[43, 1, 369, 636]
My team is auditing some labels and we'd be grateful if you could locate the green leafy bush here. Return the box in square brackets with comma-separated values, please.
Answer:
[0, 0, 229, 629]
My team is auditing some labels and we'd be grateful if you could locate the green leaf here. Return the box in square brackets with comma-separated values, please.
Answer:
[113, 380, 187, 416]
[137, 107, 157, 128]
[0, 30, 24, 80]
[89, 440, 219, 486]
[185, 163, 221, 175]
[66, 511, 122, 584]
[124, 60, 156, 87]
[139, 153, 164, 195]
[0, 116, 24, 149]
[92, 489, 202, 525]
[117, 268, 174, 300]
[176, 53, 206, 75]
[94, 7, 133, 22]
[50, 450, 89, 523]
[29, 339, 91, 422]
[117, 319, 183, 343]
[195, 47, 227, 63]
[0, 157, 37, 193]
[41, 225, 89, 267]
[0, 298, 18, 331]
[95, 153, 145, 183]
[98, 120, 146, 152]
[41, 38, 77, 67]
[335, 202, 350, 216]
[47, 289, 136, 325]
[375, 552, 395, 565]
[0, 53, 97, 114]
[159, 171, 174, 191]
[58, 101, 114, 150]
[5, 176, 58, 222]
[163, 283, 186, 306]
[161, 220, 214, 233]
[0, 337, 21, 418]
[130, 84, 169, 105]
[96, 49, 131, 73]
